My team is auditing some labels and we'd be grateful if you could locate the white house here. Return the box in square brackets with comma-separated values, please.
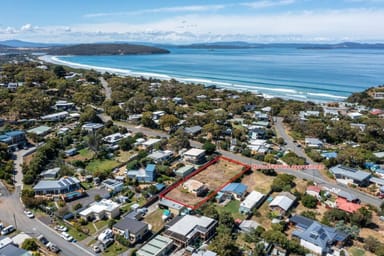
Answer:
[239, 191, 265, 214]
[183, 148, 206, 164]
[79, 199, 120, 220]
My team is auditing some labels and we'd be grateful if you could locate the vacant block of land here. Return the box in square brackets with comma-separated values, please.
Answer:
[161, 156, 250, 209]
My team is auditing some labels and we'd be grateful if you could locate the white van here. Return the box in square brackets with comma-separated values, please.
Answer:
[1, 225, 15, 235]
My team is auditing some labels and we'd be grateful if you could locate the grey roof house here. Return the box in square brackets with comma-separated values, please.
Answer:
[33, 176, 81, 196]
[329, 165, 371, 186]
[137, 235, 174, 256]
[113, 217, 149, 244]
[269, 192, 296, 215]
[290, 215, 348, 255]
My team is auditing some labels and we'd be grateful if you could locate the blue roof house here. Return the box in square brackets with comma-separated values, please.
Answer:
[290, 215, 348, 255]
[221, 183, 248, 200]
[0, 130, 26, 147]
[127, 164, 156, 183]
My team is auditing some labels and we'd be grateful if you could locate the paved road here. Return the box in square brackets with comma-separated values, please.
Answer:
[272, 116, 382, 207]
[274, 116, 315, 165]
[0, 150, 95, 256]
[100, 77, 111, 100]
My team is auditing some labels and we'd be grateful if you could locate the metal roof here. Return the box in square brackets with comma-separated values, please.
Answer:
[167, 215, 216, 237]
[137, 235, 173, 256]
[221, 183, 247, 196]
[330, 165, 371, 182]
[113, 216, 148, 234]
[269, 192, 296, 211]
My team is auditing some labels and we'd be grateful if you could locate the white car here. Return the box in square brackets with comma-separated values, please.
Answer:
[60, 232, 73, 242]
[24, 210, 34, 218]
[55, 225, 68, 232]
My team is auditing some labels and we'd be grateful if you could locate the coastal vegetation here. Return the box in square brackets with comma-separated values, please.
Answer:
[48, 43, 170, 56]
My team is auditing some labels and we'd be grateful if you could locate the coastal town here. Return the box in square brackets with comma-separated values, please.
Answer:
[0, 55, 384, 256]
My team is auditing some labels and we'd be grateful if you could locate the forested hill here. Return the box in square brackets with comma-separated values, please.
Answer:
[346, 86, 384, 109]
[48, 43, 170, 56]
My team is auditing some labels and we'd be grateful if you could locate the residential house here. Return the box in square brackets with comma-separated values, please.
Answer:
[142, 138, 161, 149]
[350, 123, 366, 132]
[299, 111, 320, 120]
[127, 164, 156, 183]
[148, 150, 173, 163]
[0, 236, 31, 256]
[102, 179, 124, 193]
[306, 186, 321, 199]
[374, 92, 384, 100]
[64, 148, 77, 157]
[0, 130, 26, 148]
[254, 111, 269, 121]
[33, 177, 81, 196]
[163, 215, 217, 247]
[269, 192, 296, 215]
[321, 151, 337, 159]
[183, 148, 206, 164]
[159, 198, 187, 216]
[248, 139, 270, 154]
[103, 133, 126, 145]
[137, 235, 174, 256]
[172, 97, 184, 104]
[347, 112, 363, 120]
[183, 179, 207, 196]
[81, 123, 104, 132]
[305, 137, 324, 148]
[290, 215, 348, 255]
[40, 167, 60, 179]
[175, 165, 195, 178]
[192, 250, 217, 256]
[113, 216, 149, 244]
[152, 111, 165, 122]
[54, 100, 75, 111]
[79, 199, 120, 221]
[239, 191, 265, 215]
[196, 95, 208, 100]
[128, 114, 143, 123]
[335, 198, 362, 214]
[27, 125, 51, 136]
[329, 165, 371, 187]
[335, 190, 359, 203]
[239, 220, 260, 233]
[184, 126, 202, 136]
[220, 183, 247, 200]
[40, 111, 69, 121]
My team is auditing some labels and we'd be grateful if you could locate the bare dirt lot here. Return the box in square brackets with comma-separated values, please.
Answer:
[164, 157, 248, 208]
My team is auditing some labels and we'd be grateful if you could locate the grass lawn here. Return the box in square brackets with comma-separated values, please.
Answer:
[349, 247, 366, 256]
[94, 219, 109, 230]
[216, 200, 244, 220]
[85, 222, 97, 234]
[115, 150, 135, 163]
[67, 148, 95, 162]
[86, 159, 120, 173]
[102, 241, 127, 256]
[144, 209, 164, 233]
[67, 227, 87, 241]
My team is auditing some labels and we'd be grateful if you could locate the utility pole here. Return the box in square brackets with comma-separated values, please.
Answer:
[13, 213, 17, 229]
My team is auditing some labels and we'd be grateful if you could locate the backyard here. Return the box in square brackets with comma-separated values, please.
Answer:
[86, 158, 120, 173]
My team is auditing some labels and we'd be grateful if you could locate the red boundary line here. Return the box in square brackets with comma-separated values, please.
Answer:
[159, 155, 251, 210]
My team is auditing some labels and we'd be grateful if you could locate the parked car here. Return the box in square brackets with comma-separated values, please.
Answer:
[48, 243, 60, 253]
[37, 235, 49, 246]
[93, 238, 114, 253]
[60, 232, 73, 242]
[55, 225, 68, 232]
[1, 225, 15, 235]
[24, 210, 34, 218]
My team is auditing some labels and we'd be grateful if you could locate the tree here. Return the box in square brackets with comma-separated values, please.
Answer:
[21, 238, 38, 251]
[335, 220, 360, 239]
[301, 210, 317, 220]
[271, 174, 295, 192]
[301, 194, 318, 209]
[73, 203, 83, 211]
[141, 111, 155, 128]
[364, 236, 380, 253]
[159, 114, 179, 130]
[201, 204, 219, 220]
[322, 209, 348, 224]
[53, 65, 66, 78]
[203, 141, 216, 155]
[350, 207, 372, 227]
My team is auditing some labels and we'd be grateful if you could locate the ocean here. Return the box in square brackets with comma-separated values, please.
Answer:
[54, 47, 384, 102]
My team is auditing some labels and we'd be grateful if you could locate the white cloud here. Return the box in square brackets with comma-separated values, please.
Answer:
[84, 4, 227, 18]
[2, 8, 384, 43]
[241, 0, 295, 9]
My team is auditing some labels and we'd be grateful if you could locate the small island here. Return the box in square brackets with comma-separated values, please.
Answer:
[48, 43, 170, 56]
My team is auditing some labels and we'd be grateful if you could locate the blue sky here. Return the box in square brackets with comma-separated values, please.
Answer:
[1, 0, 384, 43]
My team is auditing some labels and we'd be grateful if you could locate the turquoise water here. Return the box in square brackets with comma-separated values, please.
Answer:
[58, 47, 384, 102]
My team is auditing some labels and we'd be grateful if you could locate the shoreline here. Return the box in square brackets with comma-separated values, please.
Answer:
[38, 55, 347, 103]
